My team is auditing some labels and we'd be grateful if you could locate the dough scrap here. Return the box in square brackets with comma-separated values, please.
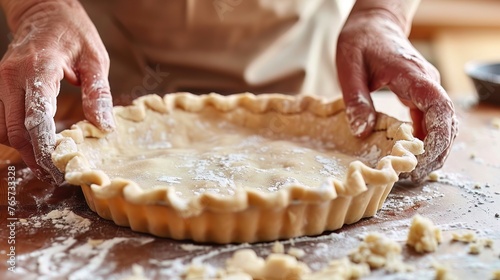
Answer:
[349, 232, 413, 273]
[219, 249, 369, 280]
[310, 258, 370, 280]
[433, 262, 456, 280]
[450, 231, 494, 254]
[225, 249, 310, 280]
[428, 172, 440, 182]
[183, 264, 220, 280]
[287, 248, 306, 259]
[468, 239, 493, 255]
[493, 270, 500, 280]
[406, 214, 442, 253]
[468, 243, 482, 255]
[180, 215, 500, 280]
[451, 231, 477, 243]
[491, 117, 500, 129]
[271, 241, 285, 254]
[122, 264, 149, 280]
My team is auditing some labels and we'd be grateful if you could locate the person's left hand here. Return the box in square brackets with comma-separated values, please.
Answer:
[336, 8, 458, 183]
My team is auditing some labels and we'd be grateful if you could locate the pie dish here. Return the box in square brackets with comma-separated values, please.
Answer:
[52, 93, 423, 243]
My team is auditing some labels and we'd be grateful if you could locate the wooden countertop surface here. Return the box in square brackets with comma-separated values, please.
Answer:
[1, 93, 499, 279]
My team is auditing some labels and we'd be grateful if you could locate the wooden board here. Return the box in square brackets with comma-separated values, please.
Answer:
[1, 93, 499, 279]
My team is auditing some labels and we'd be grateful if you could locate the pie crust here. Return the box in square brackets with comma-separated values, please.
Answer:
[52, 93, 423, 243]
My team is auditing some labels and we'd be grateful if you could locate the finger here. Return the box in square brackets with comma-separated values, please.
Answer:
[400, 146, 451, 183]
[411, 145, 451, 183]
[79, 51, 115, 132]
[411, 86, 454, 169]
[391, 74, 456, 180]
[0, 63, 42, 174]
[336, 44, 377, 138]
[411, 114, 458, 182]
[4, 86, 43, 177]
[409, 108, 425, 140]
[24, 75, 64, 185]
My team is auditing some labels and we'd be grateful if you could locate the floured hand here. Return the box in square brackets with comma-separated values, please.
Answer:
[336, 3, 458, 182]
[0, 0, 115, 184]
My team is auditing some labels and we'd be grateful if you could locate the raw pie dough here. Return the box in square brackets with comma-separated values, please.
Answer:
[52, 93, 423, 243]
[406, 214, 442, 253]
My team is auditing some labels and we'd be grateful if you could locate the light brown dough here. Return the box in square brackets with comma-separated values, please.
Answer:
[52, 93, 423, 243]
[406, 214, 442, 253]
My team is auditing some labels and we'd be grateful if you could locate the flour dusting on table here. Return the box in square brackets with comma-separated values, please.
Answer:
[19, 208, 91, 235]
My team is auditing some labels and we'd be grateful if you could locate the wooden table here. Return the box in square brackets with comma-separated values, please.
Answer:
[1, 93, 499, 279]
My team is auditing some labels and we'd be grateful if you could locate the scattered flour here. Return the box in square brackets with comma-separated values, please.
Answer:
[315, 155, 344, 176]
[381, 185, 444, 212]
[69, 238, 152, 279]
[157, 176, 182, 184]
[433, 262, 456, 280]
[269, 177, 300, 192]
[121, 264, 150, 280]
[19, 208, 91, 234]
[192, 159, 236, 190]
[15, 167, 35, 184]
[359, 144, 382, 167]
[17, 237, 154, 279]
[180, 244, 211, 252]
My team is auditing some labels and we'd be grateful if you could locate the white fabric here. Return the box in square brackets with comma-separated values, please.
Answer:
[78, 0, 418, 100]
[0, 0, 421, 99]
[80, 0, 354, 98]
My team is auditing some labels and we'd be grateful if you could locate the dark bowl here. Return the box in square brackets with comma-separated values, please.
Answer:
[465, 62, 500, 105]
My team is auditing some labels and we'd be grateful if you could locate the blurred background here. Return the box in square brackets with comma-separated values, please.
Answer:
[1, 0, 499, 99]
[410, 0, 500, 98]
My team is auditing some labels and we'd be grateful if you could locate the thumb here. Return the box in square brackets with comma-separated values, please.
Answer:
[336, 46, 377, 138]
[409, 107, 426, 140]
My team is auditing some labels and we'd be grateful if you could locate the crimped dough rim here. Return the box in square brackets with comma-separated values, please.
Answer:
[52, 93, 424, 218]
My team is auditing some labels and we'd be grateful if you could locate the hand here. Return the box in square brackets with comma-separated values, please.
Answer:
[336, 6, 458, 182]
[0, 0, 115, 183]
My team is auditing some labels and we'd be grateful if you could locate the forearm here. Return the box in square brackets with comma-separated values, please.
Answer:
[351, 0, 420, 35]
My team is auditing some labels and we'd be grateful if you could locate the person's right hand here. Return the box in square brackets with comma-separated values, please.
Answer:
[0, 0, 115, 184]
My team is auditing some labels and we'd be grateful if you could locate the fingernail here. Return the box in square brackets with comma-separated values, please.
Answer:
[101, 111, 116, 131]
[94, 96, 116, 131]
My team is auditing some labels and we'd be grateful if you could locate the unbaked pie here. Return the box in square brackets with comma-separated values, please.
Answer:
[52, 93, 423, 243]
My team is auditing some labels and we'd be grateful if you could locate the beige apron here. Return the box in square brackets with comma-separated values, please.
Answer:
[80, 0, 355, 104]
[0, 0, 419, 104]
